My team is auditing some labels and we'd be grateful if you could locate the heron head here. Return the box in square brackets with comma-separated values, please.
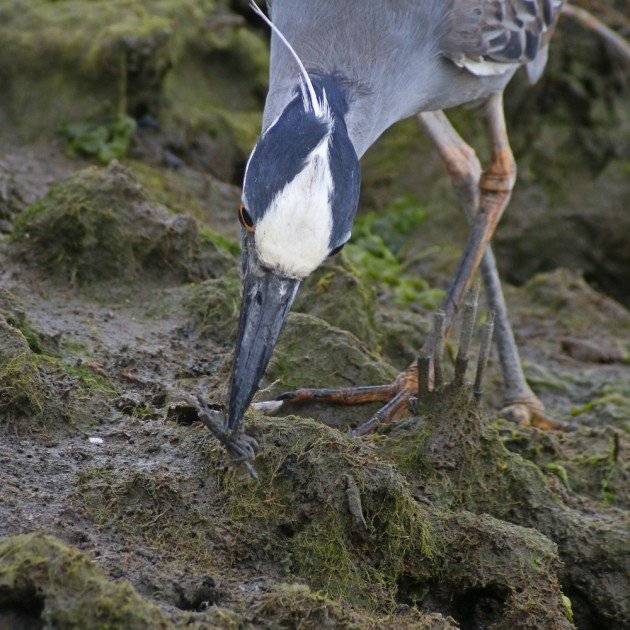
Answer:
[226, 83, 360, 432]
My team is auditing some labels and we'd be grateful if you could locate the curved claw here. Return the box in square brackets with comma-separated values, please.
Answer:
[194, 395, 260, 479]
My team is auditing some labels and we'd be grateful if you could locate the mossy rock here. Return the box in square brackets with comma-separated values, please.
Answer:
[0, 533, 169, 629]
[0, 0, 267, 179]
[380, 385, 629, 628]
[0, 352, 112, 431]
[182, 280, 395, 426]
[68, 400, 573, 628]
[497, 269, 630, 431]
[159, 14, 268, 181]
[129, 160, 242, 243]
[520, 268, 629, 332]
[294, 256, 379, 348]
[0, 317, 31, 366]
[246, 582, 457, 629]
[375, 306, 432, 368]
[0, 327, 113, 432]
[268, 313, 396, 390]
[0, 0, 184, 139]
[12, 162, 233, 284]
[75, 467, 217, 569]
[0, 290, 47, 355]
[501, 424, 629, 508]
[182, 274, 241, 344]
[496, 161, 630, 308]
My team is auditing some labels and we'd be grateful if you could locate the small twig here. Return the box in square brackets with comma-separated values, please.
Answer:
[563, 4, 630, 63]
[344, 474, 367, 530]
[474, 310, 495, 403]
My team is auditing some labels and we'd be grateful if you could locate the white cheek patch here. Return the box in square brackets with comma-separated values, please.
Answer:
[255, 135, 334, 278]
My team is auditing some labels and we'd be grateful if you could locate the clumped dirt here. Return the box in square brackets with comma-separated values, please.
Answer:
[1, 1, 629, 629]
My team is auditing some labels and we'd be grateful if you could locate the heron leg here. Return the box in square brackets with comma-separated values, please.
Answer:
[417, 102, 565, 429]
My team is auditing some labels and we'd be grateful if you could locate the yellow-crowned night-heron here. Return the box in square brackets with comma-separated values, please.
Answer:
[200, 0, 566, 462]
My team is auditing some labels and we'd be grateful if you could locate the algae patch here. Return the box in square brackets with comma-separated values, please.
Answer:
[210, 413, 572, 628]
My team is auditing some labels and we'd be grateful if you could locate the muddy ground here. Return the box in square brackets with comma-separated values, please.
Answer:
[0, 2, 628, 629]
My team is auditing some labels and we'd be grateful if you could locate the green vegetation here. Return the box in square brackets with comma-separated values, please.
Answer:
[0, 351, 113, 430]
[346, 196, 444, 309]
[60, 112, 136, 163]
[379, 385, 629, 624]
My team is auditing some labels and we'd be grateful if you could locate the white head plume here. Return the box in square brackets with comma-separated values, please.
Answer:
[249, 0, 329, 119]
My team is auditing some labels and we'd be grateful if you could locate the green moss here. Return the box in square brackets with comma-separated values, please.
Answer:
[0, 0, 267, 181]
[0, 318, 31, 365]
[249, 582, 456, 629]
[217, 415, 435, 608]
[12, 162, 232, 284]
[160, 16, 268, 180]
[75, 468, 216, 569]
[380, 385, 629, 627]
[500, 423, 629, 508]
[374, 306, 432, 368]
[0, 0, 192, 140]
[212, 413, 571, 627]
[0, 295, 47, 356]
[200, 229, 240, 257]
[66, 363, 117, 395]
[14, 321, 45, 355]
[0, 533, 169, 628]
[545, 463, 571, 490]
[380, 386, 561, 517]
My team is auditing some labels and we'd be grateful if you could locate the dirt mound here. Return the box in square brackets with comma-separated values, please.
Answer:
[11, 162, 232, 284]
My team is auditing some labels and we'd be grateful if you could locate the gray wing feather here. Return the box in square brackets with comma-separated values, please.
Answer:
[441, 0, 564, 75]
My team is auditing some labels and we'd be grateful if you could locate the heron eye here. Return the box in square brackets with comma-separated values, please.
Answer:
[238, 204, 255, 232]
[328, 243, 346, 257]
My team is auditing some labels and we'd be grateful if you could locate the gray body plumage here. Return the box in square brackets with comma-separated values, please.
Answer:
[264, 0, 563, 157]
[224, 0, 565, 439]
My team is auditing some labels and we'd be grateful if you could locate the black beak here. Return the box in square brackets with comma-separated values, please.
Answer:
[227, 246, 300, 434]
